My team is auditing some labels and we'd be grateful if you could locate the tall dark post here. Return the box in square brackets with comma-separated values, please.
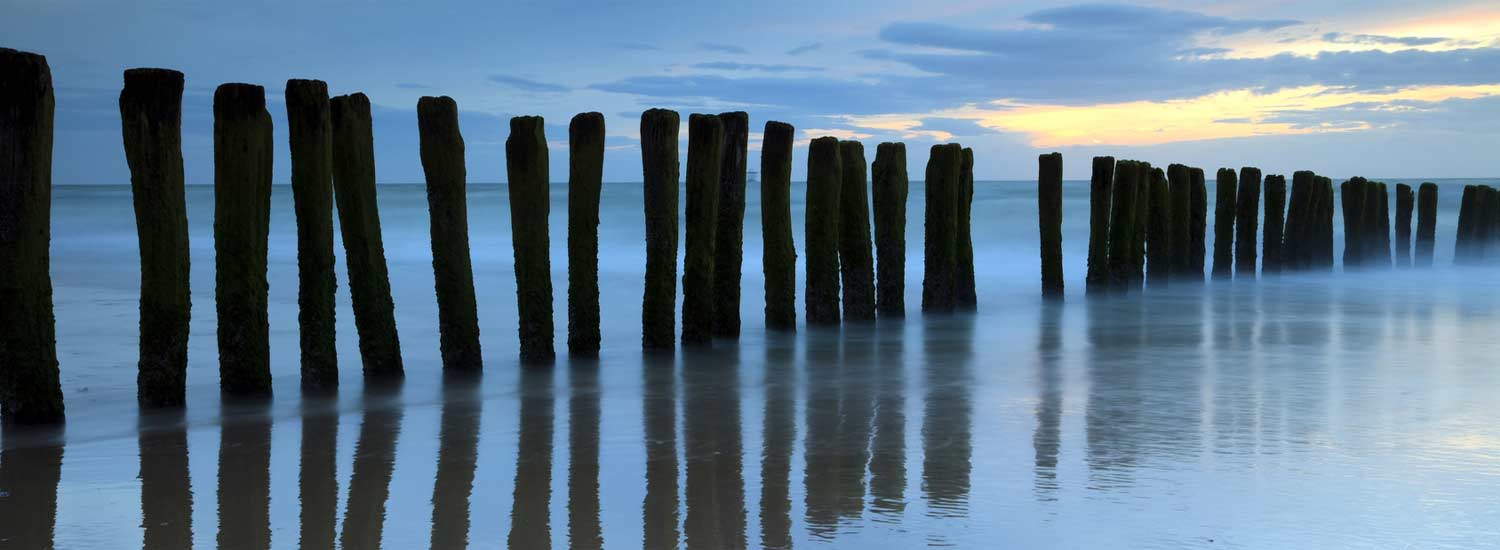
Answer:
[1316, 176, 1337, 270]
[760, 121, 797, 330]
[681, 114, 723, 344]
[1106, 160, 1140, 292]
[1190, 167, 1208, 280]
[1374, 182, 1392, 267]
[1283, 171, 1313, 270]
[1037, 152, 1064, 299]
[285, 79, 338, 391]
[1395, 183, 1414, 267]
[713, 111, 749, 338]
[1361, 179, 1383, 267]
[1145, 166, 1171, 289]
[1235, 167, 1261, 278]
[1085, 156, 1114, 294]
[1416, 182, 1438, 266]
[1455, 185, 1476, 264]
[1341, 178, 1363, 269]
[1262, 174, 1287, 275]
[331, 93, 404, 377]
[505, 116, 555, 361]
[872, 143, 908, 316]
[641, 109, 680, 348]
[1131, 162, 1150, 288]
[956, 147, 978, 310]
[1211, 168, 1237, 280]
[567, 112, 605, 356]
[214, 83, 274, 397]
[922, 143, 962, 311]
[418, 96, 483, 370]
[0, 48, 64, 423]
[1167, 164, 1192, 280]
[121, 68, 190, 407]
[805, 136, 843, 324]
[838, 140, 876, 320]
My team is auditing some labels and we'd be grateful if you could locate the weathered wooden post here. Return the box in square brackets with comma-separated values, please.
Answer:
[838, 140, 876, 320]
[0, 48, 65, 422]
[1146, 166, 1170, 289]
[1283, 171, 1314, 270]
[1262, 175, 1286, 275]
[806, 136, 843, 324]
[1106, 160, 1140, 292]
[505, 116, 555, 361]
[713, 111, 749, 338]
[1037, 152, 1064, 299]
[872, 143, 908, 315]
[1167, 164, 1192, 280]
[121, 68, 191, 406]
[1416, 182, 1438, 267]
[760, 121, 796, 330]
[214, 83, 274, 396]
[566, 112, 605, 356]
[1212, 168, 1237, 279]
[1316, 175, 1337, 270]
[1085, 156, 1114, 294]
[418, 96, 483, 370]
[1374, 182, 1392, 267]
[641, 109, 680, 347]
[922, 143, 962, 311]
[681, 114, 723, 344]
[1455, 185, 1476, 264]
[1395, 183, 1413, 267]
[1474, 186, 1497, 262]
[1235, 167, 1261, 278]
[956, 147, 977, 310]
[1341, 177, 1366, 269]
[285, 79, 338, 391]
[331, 93, 404, 377]
[1190, 167, 1208, 280]
[1132, 162, 1151, 288]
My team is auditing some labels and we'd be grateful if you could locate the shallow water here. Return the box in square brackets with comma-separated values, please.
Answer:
[3, 180, 1500, 549]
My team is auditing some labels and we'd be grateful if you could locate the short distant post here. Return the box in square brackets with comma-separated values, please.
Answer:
[1416, 183, 1438, 266]
[1037, 152, 1064, 299]
[418, 96, 483, 370]
[1212, 168, 1237, 280]
[760, 121, 796, 330]
[922, 143, 962, 311]
[566, 112, 605, 356]
[505, 116, 555, 361]
[1235, 167, 1261, 278]
[838, 140, 876, 320]
[1395, 183, 1414, 267]
[331, 93, 404, 377]
[1106, 160, 1140, 292]
[640, 109, 680, 348]
[215, 83, 274, 396]
[1262, 175, 1286, 275]
[956, 147, 977, 310]
[1085, 156, 1114, 294]
[285, 79, 339, 391]
[681, 113, 723, 344]
[872, 143, 908, 315]
[805, 136, 842, 324]
[713, 111, 749, 338]
[1146, 166, 1170, 289]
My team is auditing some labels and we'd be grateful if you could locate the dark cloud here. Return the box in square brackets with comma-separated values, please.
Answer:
[1323, 32, 1446, 47]
[1022, 4, 1299, 34]
[488, 74, 569, 93]
[698, 42, 749, 54]
[590, 73, 961, 115]
[691, 61, 824, 73]
[786, 42, 822, 56]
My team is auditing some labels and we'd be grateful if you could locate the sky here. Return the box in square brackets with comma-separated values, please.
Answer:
[6, 0, 1500, 184]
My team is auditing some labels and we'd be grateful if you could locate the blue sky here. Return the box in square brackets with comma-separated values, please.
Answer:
[6, 0, 1500, 184]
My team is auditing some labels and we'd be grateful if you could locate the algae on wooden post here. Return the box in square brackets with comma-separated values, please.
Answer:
[1106, 160, 1141, 292]
[0, 48, 64, 423]
[214, 83, 275, 396]
[641, 109, 680, 348]
[1395, 183, 1414, 267]
[566, 112, 605, 356]
[285, 79, 338, 391]
[1211, 168, 1237, 279]
[1235, 167, 1261, 278]
[1416, 182, 1438, 267]
[1262, 175, 1287, 275]
[806, 136, 843, 324]
[121, 68, 190, 406]
[505, 116, 555, 361]
[331, 93, 404, 377]
[713, 111, 749, 338]
[922, 143, 962, 311]
[838, 140, 876, 320]
[681, 114, 723, 344]
[1189, 167, 1208, 280]
[1037, 152, 1064, 299]
[872, 142, 908, 316]
[1085, 156, 1115, 294]
[760, 121, 797, 330]
[956, 147, 978, 310]
[1146, 166, 1171, 289]
[418, 96, 483, 370]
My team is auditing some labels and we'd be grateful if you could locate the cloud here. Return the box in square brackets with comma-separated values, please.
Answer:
[786, 42, 822, 56]
[918, 117, 997, 137]
[1322, 32, 1447, 47]
[488, 74, 569, 93]
[691, 61, 824, 73]
[590, 73, 961, 115]
[698, 42, 748, 54]
[1022, 4, 1299, 34]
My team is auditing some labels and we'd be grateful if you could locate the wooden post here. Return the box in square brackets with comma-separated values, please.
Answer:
[121, 68, 190, 406]
[1455, 185, 1476, 264]
[1316, 175, 1337, 270]
[0, 48, 64, 422]
[1262, 174, 1286, 275]
[1146, 166, 1170, 289]
[1085, 156, 1114, 294]
[805, 136, 842, 324]
[641, 109, 679, 348]
[566, 112, 605, 356]
[1283, 171, 1314, 270]
[285, 79, 338, 391]
[1037, 152, 1064, 299]
[956, 147, 977, 310]
[838, 140, 876, 320]
[505, 116, 555, 361]
[1190, 167, 1208, 280]
[1106, 160, 1140, 292]
[418, 96, 483, 370]
[1416, 182, 1438, 266]
[1475, 186, 1497, 262]
[331, 93, 404, 376]
[1167, 164, 1192, 280]
[872, 143, 908, 316]
[681, 114, 723, 344]
[1132, 162, 1150, 288]
[1212, 168, 1237, 279]
[922, 143, 961, 311]
[1395, 183, 1413, 267]
[1235, 167, 1261, 278]
[760, 121, 796, 330]
[214, 84, 274, 397]
[1341, 177, 1366, 269]
[713, 111, 749, 338]
[1374, 182, 1392, 267]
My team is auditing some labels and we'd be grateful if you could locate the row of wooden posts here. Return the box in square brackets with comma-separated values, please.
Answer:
[0, 50, 979, 424]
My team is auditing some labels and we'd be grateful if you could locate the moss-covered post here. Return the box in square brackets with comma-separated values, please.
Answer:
[1211, 168, 1237, 279]
[418, 96, 483, 370]
[1146, 166, 1171, 289]
[1190, 167, 1208, 280]
[806, 136, 843, 324]
[922, 143, 962, 311]
[121, 68, 190, 406]
[1262, 175, 1286, 275]
[1085, 156, 1114, 294]
[713, 111, 749, 338]
[1106, 160, 1140, 292]
[760, 121, 796, 330]
[1234, 167, 1261, 278]
[285, 79, 338, 391]
[956, 148, 978, 310]
[1395, 183, 1413, 267]
[214, 83, 274, 396]
[681, 114, 723, 344]
[1038, 152, 1064, 299]
[641, 109, 679, 348]
[505, 116, 554, 361]
[838, 140, 876, 320]
[872, 143, 908, 315]
[331, 93, 404, 377]
[566, 112, 605, 356]
[1455, 185, 1476, 264]
[1416, 182, 1438, 267]
[1167, 164, 1192, 280]
[0, 48, 64, 422]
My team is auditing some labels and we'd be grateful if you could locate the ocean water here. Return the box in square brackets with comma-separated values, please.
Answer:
[2, 178, 1500, 549]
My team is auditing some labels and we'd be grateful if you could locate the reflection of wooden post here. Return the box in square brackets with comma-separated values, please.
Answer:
[1211, 168, 1237, 279]
[505, 116, 555, 361]
[1395, 183, 1413, 267]
[215, 83, 275, 396]
[566, 112, 605, 356]
[1262, 175, 1287, 275]
[805, 136, 842, 324]
[285, 79, 339, 391]
[331, 93, 404, 377]
[681, 114, 723, 344]
[1189, 167, 1208, 280]
[0, 48, 64, 422]
[1235, 167, 1261, 278]
[872, 143, 908, 315]
[122, 68, 191, 406]
[1106, 160, 1140, 292]
[1145, 166, 1170, 289]
[1085, 156, 1114, 294]
[922, 144, 961, 311]
[713, 111, 749, 338]
[418, 96, 483, 370]
[641, 109, 680, 348]
[1416, 182, 1438, 267]
[839, 140, 876, 320]
[1037, 152, 1064, 299]
[760, 121, 797, 330]
[956, 147, 977, 310]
